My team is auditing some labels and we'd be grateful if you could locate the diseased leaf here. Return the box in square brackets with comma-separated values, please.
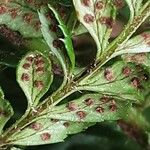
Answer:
[17, 51, 53, 107]
[8, 94, 130, 146]
[78, 61, 147, 102]
[49, 5, 75, 71]
[9, 119, 94, 146]
[0, 98, 14, 134]
[73, 0, 116, 59]
[0, 0, 43, 37]
[38, 9, 69, 78]
[110, 32, 150, 59]
[41, 94, 131, 122]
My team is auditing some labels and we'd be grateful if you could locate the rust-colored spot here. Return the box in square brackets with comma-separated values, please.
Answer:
[9, 8, 18, 19]
[96, 106, 104, 113]
[84, 98, 94, 106]
[76, 111, 86, 119]
[26, 56, 34, 63]
[30, 122, 42, 131]
[100, 96, 110, 103]
[52, 64, 63, 75]
[123, 67, 131, 77]
[63, 122, 70, 127]
[21, 73, 30, 81]
[141, 33, 150, 40]
[131, 77, 141, 88]
[99, 17, 114, 28]
[34, 21, 41, 31]
[95, 1, 104, 10]
[109, 104, 117, 112]
[23, 63, 30, 69]
[34, 80, 44, 89]
[113, 0, 125, 9]
[36, 67, 44, 74]
[81, 0, 90, 7]
[35, 59, 45, 67]
[0, 108, 8, 117]
[0, 6, 7, 14]
[67, 102, 78, 111]
[41, 133, 51, 141]
[23, 13, 33, 23]
[84, 14, 95, 23]
[104, 68, 114, 81]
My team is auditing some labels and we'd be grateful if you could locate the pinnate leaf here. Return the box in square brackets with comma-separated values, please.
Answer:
[9, 119, 93, 146]
[73, 0, 116, 59]
[110, 31, 150, 59]
[78, 61, 147, 102]
[8, 94, 130, 146]
[17, 51, 53, 107]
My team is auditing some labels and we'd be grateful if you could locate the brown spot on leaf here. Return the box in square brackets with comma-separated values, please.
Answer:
[0, 6, 7, 14]
[34, 80, 44, 89]
[99, 17, 114, 28]
[81, 0, 90, 7]
[67, 102, 78, 111]
[131, 77, 141, 88]
[35, 59, 45, 67]
[53, 39, 62, 49]
[22, 63, 30, 69]
[41, 133, 51, 141]
[84, 98, 94, 106]
[50, 24, 58, 33]
[96, 106, 104, 113]
[123, 67, 131, 77]
[100, 96, 110, 103]
[21, 73, 30, 81]
[84, 14, 95, 23]
[9, 8, 18, 18]
[104, 68, 114, 81]
[36, 67, 44, 74]
[23, 13, 33, 23]
[113, 0, 125, 9]
[95, 1, 104, 10]
[26, 56, 34, 63]
[76, 111, 87, 119]
[30, 122, 42, 131]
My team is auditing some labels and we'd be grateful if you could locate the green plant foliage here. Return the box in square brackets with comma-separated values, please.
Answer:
[17, 51, 53, 107]
[73, 0, 117, 60]
[0, 0, 150, 149]
[0, 96, 14, 133]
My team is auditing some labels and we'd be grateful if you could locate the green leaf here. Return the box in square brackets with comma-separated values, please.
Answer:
[0, 87, 4, 99]
[78, 61, 146, 102]
[9, 119, 94, 146]
[48, 5, 75, 71]
[17, 51, 53, 107]
[40, 94, 131, 122]
[38, 9, 69, 79]
[73, 0, 116, 60]
[0, 98, 14, 134]
[8, 93, 130, 146]
[110, 32, 150, 59]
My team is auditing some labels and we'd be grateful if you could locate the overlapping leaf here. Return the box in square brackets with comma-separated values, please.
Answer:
[0, 0, 43, 37]
[0, 88, 14, 133]
[78, 61, 147, 102]
[73, 0, 117, 59]
[110, 31, 150, 59]
[17, 51, 53, 107]
[9, 119, 93, 146]
[49, 5, 75, 71]
[8, 94, 130, 146]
